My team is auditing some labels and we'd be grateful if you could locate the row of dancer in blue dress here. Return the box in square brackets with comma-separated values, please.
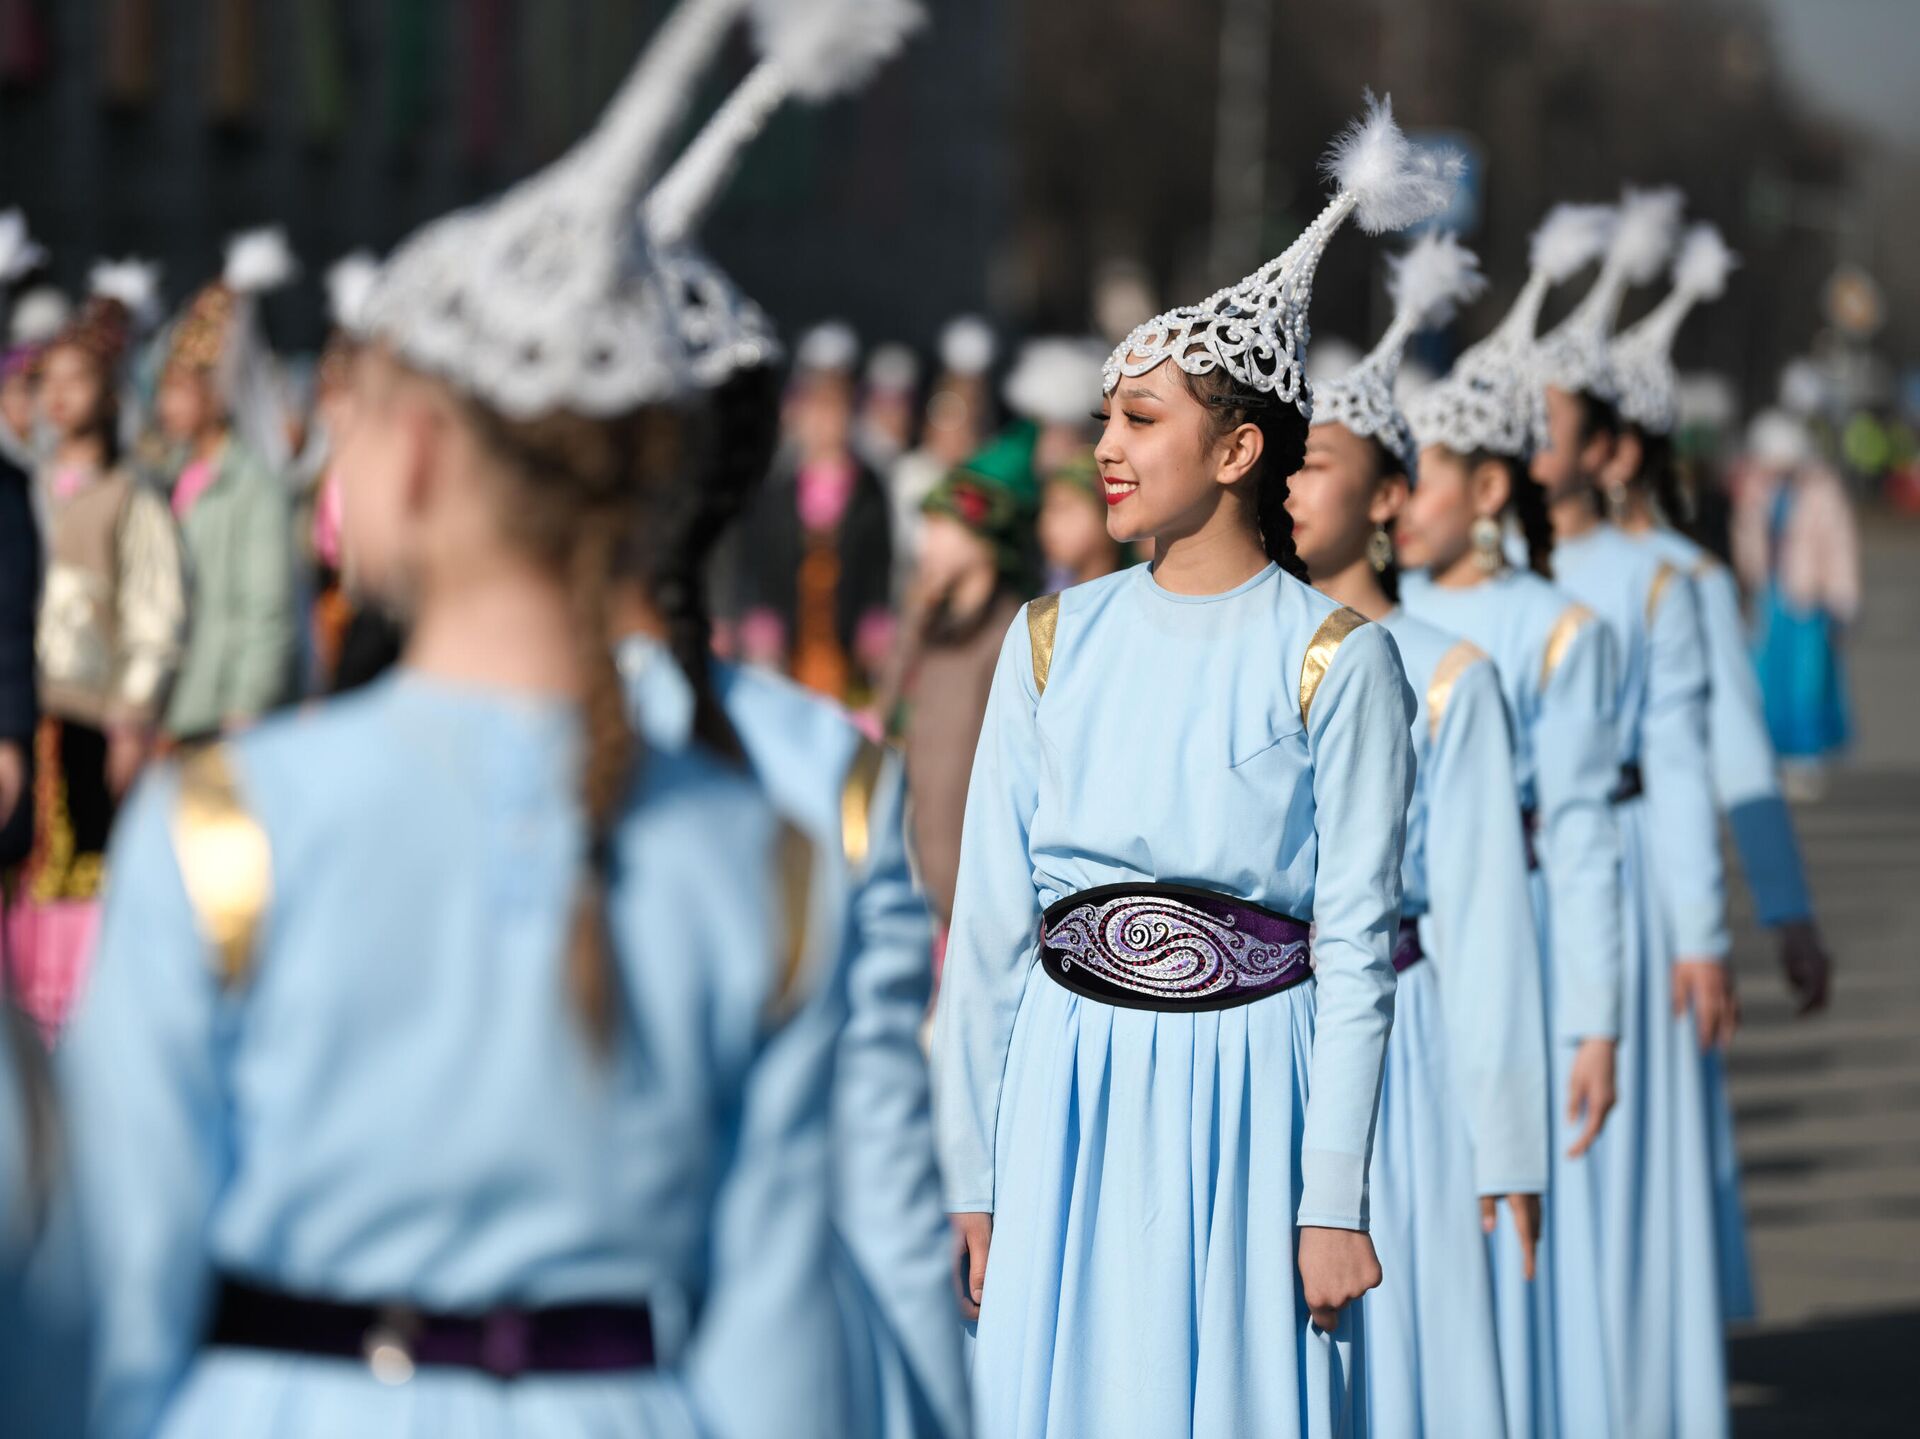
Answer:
[932, 134, 1835, 1439]
[0, 9, 1834, 1439]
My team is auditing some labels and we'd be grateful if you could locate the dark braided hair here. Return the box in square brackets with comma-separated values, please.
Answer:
[1363, 434, 1405, 603]
[1631, 425, 1690, 530]
[1472, 449, 1554, 578]
[1179, 367, 1311, 582]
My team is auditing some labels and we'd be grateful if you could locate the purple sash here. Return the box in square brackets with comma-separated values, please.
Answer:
[1393, 919, 1425, 974]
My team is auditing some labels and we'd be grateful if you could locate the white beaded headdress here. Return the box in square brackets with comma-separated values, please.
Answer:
[643, 0, 926, 388]
[1609, 224, 1737, 435]
[362, 0, 757, 419]
[1404, 203, 1614, 460]
[1533, 186, 1684, 405]
[1102, 94, 1461, 418]
[1313, 231, 1485, 476]
[88, 257, 165, 334]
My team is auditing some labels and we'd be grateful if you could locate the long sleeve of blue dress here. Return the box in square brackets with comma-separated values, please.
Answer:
[1297, 620, 1415, 1230]
[1423, 658, 1550, 1195]
[930, 613, 1042, 1216]
[1694, 559, 1813, 926]
[1642, 571, 1731, 960]
[1532, 616, 1625, 1042]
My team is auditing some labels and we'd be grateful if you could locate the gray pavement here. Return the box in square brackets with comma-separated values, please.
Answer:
[1728, 514, 1920, 1436]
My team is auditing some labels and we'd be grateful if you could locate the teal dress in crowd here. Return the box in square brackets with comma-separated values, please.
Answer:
[1362, 608, 1548, 1439]
[61, 672, 847, 1439]
[1551, 522, 1745, 1439]
[932, 561, 1415, 1439]
[1752, 487, 1853, 761]
[619, 636, 969, 1439]
[1400, 565, 1622, 1439]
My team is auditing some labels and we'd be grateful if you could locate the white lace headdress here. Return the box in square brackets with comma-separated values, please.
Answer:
[1102, 94, 1461, 417]
[362, 0, 758, 418]
[1313, 231, 1485, 476]
[1609, 224, 1736, 435]
[1533, 186, 1684, 405]
[642, 0, 926, 388]
[1404, 203, 1614, 459]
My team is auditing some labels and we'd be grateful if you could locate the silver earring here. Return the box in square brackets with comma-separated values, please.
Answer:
[1471, 515, 1504, 574]
[1367, 525, 1394, 574]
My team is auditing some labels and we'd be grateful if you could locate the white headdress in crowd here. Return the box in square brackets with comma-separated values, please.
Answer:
[363, 0, 760, 418]
[1747, 408, 1813, 471]
[796, 320, 861, 375]
[939, 315, 996, 378]
[644, 0, 925, 388]
[0, 209, 46, 290]
[164, 226, 300, 468]
[1004, 337, 1107, 426]
[1313, 231, 1486, 476]
[1103, 94, 1461, 417]
[1778, 357, 1827, 419]
[1609, 224, 1737, 435]
[326, 251, 381, 335]
[1405, 203, 1614, 459]
[89, 257, 165, 334]
[1533, 186, 1684, 405]
[866, 342, 920, 394]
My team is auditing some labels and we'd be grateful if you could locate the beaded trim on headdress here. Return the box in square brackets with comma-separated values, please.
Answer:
[1609, 224, 1736, 436]
[1102, 94, 1461, 419]
[1533, 187, 1684, 406]
[1313, 231, 1485, 476]
[1404, 203, 1614, 460]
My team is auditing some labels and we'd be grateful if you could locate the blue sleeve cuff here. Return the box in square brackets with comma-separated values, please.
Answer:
[1296, 1149, 1369, 1231]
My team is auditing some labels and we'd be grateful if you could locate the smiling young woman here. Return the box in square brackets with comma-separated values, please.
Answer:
[931, 96, 1454, 1439]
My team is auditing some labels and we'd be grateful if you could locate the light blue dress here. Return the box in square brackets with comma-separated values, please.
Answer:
[619, 637, 968, 1439]
[1551, 522, 1743, 1439]
[60, 671, 847, 1439]
[1400, 565, 1623, 1439]
[932, 561, 1415, 1439]
[1, 1007, 91, 1437]
[1364, 609, 1547, 1439]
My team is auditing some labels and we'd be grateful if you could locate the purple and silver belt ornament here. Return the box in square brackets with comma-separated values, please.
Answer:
[1392, 919, 1425, 974]
[1039, 883, 1312, 1012]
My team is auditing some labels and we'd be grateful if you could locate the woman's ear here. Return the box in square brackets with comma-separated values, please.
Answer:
[1369, 470, 1411, 526]
[1469, 455, 1513, 518]
[1214, 419, 1265, 488]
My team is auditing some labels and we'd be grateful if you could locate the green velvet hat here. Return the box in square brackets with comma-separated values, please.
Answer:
[923, 421, 1041, 586]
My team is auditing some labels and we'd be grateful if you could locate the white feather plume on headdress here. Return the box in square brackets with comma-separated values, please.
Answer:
[940, 315, 996, 377]
[223, 227, 300, 297]
[1321, 92, 1465, 236]
[326, 251, 381, 334]
[1004, 337, 1107, 425]
[1609, 222, 1739, 434]
[1530, 204, 1616, 286]
[0, 209, 46, 286]
[88, 258, 165, 331]
[1534, 186, 1685, 403]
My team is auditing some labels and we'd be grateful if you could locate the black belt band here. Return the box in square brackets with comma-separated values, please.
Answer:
[207, 1277, 656, 1380]
[1610, 762, 1644, 804]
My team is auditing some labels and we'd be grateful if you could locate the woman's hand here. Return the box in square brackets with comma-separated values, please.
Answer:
[1777, 920, 1832, 1015]
[1566, 1037, 1617, 1158]
[1297, 1226, 1382, 1333]
[1672, 959, 1739, 1051]
[1479, 1193, 1542, 1280]
[951, 1211, 992, 1321]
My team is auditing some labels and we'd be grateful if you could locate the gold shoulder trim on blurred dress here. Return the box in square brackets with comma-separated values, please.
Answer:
[1645, 560, 1679, 626]
[840, 738, 887, 870]
[1028, 594, 1060, 697]
[1427, 639, 1489, 742]
[1300, 607, 1369, 728]
[1540, 603, 1596, 689]
[768, 818, 818, 1024]
[172, 744, 272, 989]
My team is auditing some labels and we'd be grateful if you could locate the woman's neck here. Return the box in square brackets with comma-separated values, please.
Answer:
[1616, 484, 1658, 535]
[1431, 546, 1492, 590]
[1150, 509, 1269, 596]
[403, 557, 585, 698]
[1550, 485, 1603, 542]
[1312, 553, 1394, 622]
[54, 432, 105, 473]
[193, 426, 228, 465]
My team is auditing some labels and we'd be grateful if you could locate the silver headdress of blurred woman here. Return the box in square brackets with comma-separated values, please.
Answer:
[1532, 186, 1685, 405]
[1405, 202, 1614, 459]
[1102, 94, 1461, 417]
[1609, 224, 1737, 436]
[360, 0, 763, 418]
[642, 0, 927, 388]
[1312, 231, 1486, 477]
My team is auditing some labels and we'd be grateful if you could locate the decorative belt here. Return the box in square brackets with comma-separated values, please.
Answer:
[1038, 883, 1311, 1012]
[207, 1277, 656, 1382]
[1610, 762, 1644, 804]
[1393, 920, 1425, 974]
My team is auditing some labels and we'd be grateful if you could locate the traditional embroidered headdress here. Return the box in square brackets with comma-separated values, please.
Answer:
[640, 0, 926, 389]
[1609, 224, 1736, 436]
[1404, 203, 1613, 459]
[1313, 231, 1485, 476]
[1102, 94, 1460, 417]
[1004, 337, 1107, 427]
[1532, 186, 1684, 405]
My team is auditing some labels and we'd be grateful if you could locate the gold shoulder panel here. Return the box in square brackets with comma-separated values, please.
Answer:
[1426, 639, 1489, 742]
[1299, 607, 1370, 728]
[1690, 555, 1721, 582]
[839, 738, 888, 870]
[1539, 603, 1596, 690]
[1027, 594, 1060, 697]
[170, 744, 272, 989]
[768, 818, 818, 1024]
[1644, 560, 1679, 627]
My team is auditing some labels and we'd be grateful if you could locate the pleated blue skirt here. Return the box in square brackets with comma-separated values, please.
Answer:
[1362, 958, 1507, 1438]
[1584, 800, 1748, 1439]
[971, 965, 1359, 1439]
[832, 1231, 966, 1439]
